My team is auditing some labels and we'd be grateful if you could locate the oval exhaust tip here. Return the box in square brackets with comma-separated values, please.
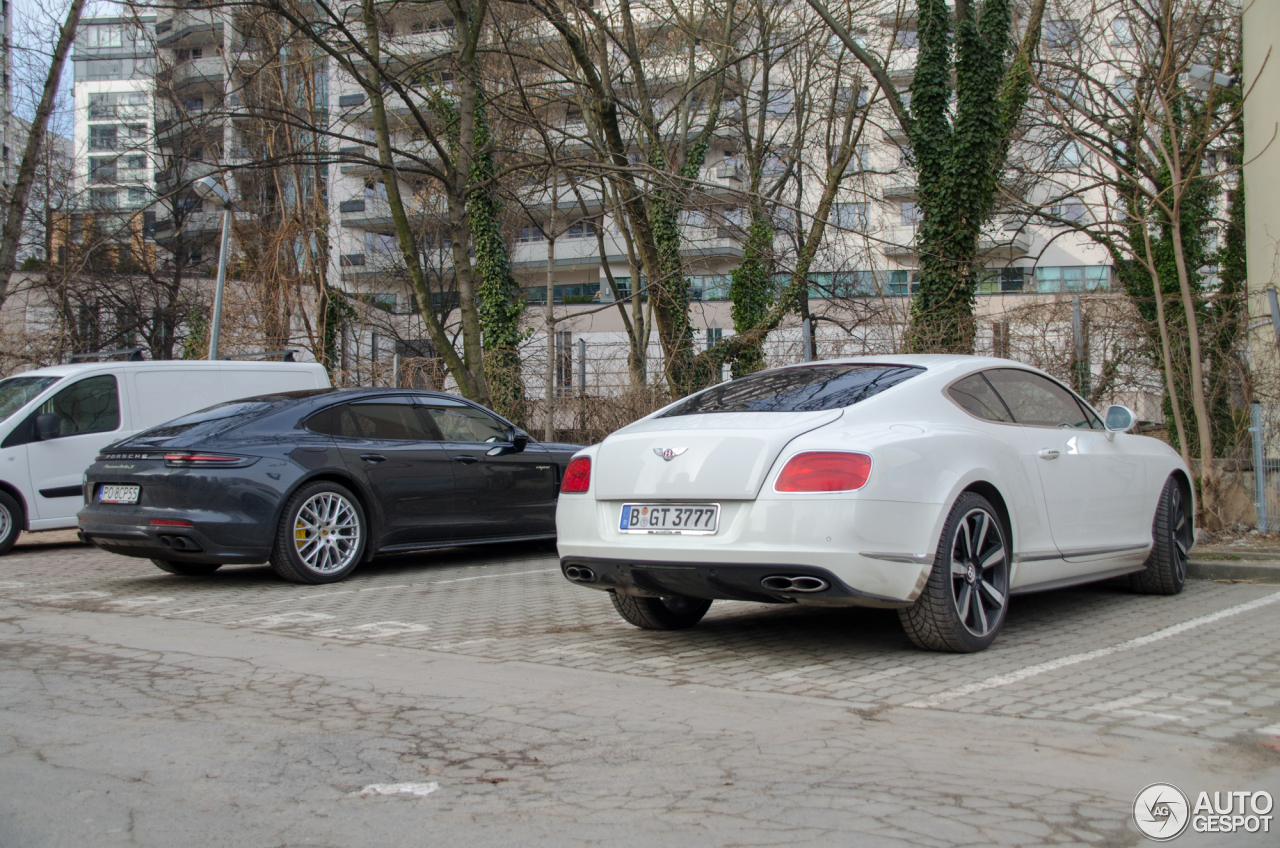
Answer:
[761, 575, 794, 591]
[761, 575, 829, 593]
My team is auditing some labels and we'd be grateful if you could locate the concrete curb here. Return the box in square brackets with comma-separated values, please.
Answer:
[1188, 559, 1280, 583]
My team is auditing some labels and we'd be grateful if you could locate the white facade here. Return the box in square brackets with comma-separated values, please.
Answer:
[71, 15, 157, 224]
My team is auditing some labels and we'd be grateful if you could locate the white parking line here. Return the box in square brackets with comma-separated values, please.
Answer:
[905, 591, 1280, 710]
[430, 568, 558, 585]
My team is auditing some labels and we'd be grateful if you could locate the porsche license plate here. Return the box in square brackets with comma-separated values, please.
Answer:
[97, 484, 140, 504]
[619, 503, 719, 535]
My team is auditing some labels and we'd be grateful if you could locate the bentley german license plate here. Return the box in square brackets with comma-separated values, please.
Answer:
[619, 503, 719, 535]
[97, 484, 140, 504]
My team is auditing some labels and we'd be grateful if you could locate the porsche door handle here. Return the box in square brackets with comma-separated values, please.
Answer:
[359, 454, 387, 464]
[453, 455, 479, 464]
[1037, 449, 1060, 460]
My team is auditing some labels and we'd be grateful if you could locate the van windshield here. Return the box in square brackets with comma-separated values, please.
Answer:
[0, 376, 60, 424]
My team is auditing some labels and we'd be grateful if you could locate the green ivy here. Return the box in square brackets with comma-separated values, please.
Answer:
[426, 82, 525, 419]
[728, 205, 775, 376]
[648, 138, 712, 394]
[906, 0, 1017, 353]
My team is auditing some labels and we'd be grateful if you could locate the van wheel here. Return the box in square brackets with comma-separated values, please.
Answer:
[151, 559, 223, 576]
[269, 481, 366, 584]
[0, 491, 22, 555]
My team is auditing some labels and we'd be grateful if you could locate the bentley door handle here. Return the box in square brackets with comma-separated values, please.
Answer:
[453, 455, 479, 464]
[359, 454, 387, 463]
[1037, 449, 1060, 460]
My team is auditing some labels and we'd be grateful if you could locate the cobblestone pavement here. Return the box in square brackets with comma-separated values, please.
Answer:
[2, 535, 1279, 847]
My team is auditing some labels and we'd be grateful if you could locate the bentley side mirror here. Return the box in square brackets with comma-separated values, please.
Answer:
[35, 413, 60, 441]
[1104, 405, 1136, 441]
[512, 431, 529, 453]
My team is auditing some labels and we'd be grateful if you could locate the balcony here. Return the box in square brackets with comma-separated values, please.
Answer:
[978, 231, 1031, 261]
[715, 160, 744, 181]
[339, 251, 409, 283]
[154, 160, 219, 194]
[156, 15, 224, 48]
[166, 56, 226, 94]
[881, 178, 917, 200]
[153, 209, 224, 246]
[338, 196, 400, 233]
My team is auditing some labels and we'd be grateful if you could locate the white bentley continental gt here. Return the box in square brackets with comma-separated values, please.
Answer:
[555, 355, 1193, 652]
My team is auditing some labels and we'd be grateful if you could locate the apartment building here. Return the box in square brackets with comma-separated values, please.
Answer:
[68, 13, 158, 265]
[141, 1, 1156, 388]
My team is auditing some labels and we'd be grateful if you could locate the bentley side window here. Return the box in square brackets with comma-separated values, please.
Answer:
[984, 369, 1090, 428]
[425, 405, 508, 443]
[948, 374, 1013, 422]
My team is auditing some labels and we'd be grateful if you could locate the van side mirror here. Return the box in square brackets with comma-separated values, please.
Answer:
[1104, 405, 1136, 441]
[35, 413, 60, 441]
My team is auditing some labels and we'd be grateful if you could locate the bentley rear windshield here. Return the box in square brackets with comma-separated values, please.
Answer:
[660, 364, 925, 416]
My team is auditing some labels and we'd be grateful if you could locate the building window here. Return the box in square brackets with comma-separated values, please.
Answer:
[894, 28, 919, 49]
[1044, 19, 1081, 49]
[86, 60, 123, 81]
[516, 225, 544, 242]
[124, 155, 146, 170]
[88, 125, 117, 150]
[87, 25, 123, 48]
[833, 202, 869, 231]
[1047, 200, 1087, 223]
[89, 157, 117, 183]
[1111, 17, 1133, 44]
[765, 87, 793, 117]
[564, 221, 596, 239]
[127, 187, 147, 204]
[89, 189, 118, 208]
[900, 201, 921, 226]
[1033, 266, 1111, 292]
[888, 270, 920, 296]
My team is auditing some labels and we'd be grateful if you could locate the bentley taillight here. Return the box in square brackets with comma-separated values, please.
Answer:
[561, 457, 592, 493]
[774, 451, 872, 493]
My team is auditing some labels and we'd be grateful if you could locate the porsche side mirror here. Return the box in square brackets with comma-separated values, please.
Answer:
[1104, 405, 1136, 441]
[35, 413, 60, 441]
[512, 431, 529, 453]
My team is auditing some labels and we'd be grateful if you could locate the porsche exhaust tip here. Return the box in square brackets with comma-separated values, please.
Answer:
[761, 575, 830, 593]
[564, 565, 597, 583]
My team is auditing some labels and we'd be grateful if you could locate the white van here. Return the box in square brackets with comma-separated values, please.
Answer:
[0, 360, 330, 553]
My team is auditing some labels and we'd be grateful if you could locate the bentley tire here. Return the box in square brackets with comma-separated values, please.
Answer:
[1129, 475, 1190, 596]
[270, 481, 366, 584]
[610, 592, 712, 630]
[899, 492, 1011, 653]
[0, 491, 21, 556]
[150, 558, 223, 576]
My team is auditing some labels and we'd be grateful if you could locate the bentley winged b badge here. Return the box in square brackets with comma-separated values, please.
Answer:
[653, 447, 689, 461]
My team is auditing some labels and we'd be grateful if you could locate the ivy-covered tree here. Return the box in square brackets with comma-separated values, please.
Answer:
[806, 0, 1046, 352]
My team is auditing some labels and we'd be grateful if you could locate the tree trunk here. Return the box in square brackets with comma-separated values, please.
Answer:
[0, 0, 88, 306]
[542, 183, 558, 445]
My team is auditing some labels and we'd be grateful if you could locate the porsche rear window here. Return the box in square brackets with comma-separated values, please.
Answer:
[660, 364, 925, 415]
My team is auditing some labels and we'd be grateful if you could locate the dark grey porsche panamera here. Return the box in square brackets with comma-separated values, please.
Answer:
[77, 388, 583, 583]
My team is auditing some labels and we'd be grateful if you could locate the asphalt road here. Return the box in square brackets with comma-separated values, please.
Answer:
[1, 533, 1278, 847]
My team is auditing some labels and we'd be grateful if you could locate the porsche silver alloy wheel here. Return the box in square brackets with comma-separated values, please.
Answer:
[293, 492, 361, 574]
[949, 508, 1008, 638]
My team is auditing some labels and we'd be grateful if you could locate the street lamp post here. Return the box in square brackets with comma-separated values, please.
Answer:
[193, 176, 232, 360]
